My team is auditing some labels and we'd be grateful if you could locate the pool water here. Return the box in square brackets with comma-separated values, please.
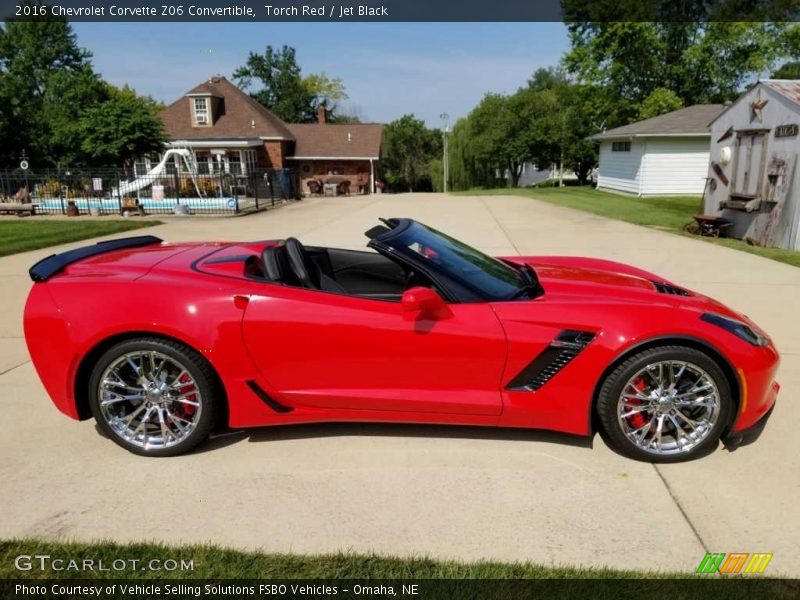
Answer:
[35, 197, 238, 212]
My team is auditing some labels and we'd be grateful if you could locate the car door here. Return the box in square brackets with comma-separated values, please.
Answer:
[240, 283, 506, 416]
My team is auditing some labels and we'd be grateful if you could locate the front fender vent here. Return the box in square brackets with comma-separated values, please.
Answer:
[506, 330, 595, 392]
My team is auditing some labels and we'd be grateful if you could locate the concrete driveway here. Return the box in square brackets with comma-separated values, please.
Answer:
[1, 193, 798, 576]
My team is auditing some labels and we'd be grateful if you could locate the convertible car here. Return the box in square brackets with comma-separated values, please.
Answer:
[24, 218, 779, 461]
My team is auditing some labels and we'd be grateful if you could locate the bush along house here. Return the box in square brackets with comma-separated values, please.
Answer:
[157, 75, 384, 196]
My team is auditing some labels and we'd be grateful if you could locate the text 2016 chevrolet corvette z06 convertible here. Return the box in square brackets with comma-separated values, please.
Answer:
[23, 218, 779, 460]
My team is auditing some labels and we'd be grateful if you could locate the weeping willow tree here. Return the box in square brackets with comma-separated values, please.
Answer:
[448, 89, 554, 190]
[448, 117, 497, 191]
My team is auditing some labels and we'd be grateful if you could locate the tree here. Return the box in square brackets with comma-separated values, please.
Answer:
[0, 11, 167, 168]
[527, 66, 570, 92]
[233, 45, 311, 122]
[79, 85, 167, 171]
[638, 87, 684, 119]
[302, 72, 347, 119]
[41, 67, 107, 166]
[449, 116, 495, 190]
[563, 22, 786, 107]
[467, 91, 544, 188]
[234, 45, 349, 123]
[382, 115, 441, 192]
[772, 61, 800, 79]
[447, 89, 556, 190]
[556, 84, 608, 184]
[0, 15, 92, 164]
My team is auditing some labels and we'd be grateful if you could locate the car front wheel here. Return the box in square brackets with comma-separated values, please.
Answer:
[88, 338, 218, 456]
[596, 345, 733, 462]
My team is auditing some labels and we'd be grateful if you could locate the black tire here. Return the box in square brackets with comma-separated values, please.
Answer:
[88, 337, 219, 457]
[596, 345, 733, 463]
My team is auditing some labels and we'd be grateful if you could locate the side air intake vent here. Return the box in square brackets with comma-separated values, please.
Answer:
[651, 281, 692, 296]
[506, 330, 595, 392]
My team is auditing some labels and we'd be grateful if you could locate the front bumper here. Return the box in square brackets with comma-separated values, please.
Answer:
[723, 401, 776, 450]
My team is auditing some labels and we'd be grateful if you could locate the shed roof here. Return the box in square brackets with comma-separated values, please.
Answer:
[590, 104, 725, 140]
[706, 80, 800, 127]
[759, 80, 800, 106]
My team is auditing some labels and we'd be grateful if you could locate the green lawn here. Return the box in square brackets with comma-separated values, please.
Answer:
[3, 540, 796, 600]
[0, 538, 703, 579]
[0, 220, 162, 258]
[457, 187, 800, 268]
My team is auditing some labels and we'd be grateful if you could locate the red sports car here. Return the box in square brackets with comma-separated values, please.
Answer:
[24, 218, 779, 461]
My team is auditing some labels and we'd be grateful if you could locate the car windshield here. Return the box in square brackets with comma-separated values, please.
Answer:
[385, 221, 526, 300]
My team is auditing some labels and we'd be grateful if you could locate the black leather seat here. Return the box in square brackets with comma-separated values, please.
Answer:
[283, 237, 346, 293]
[261, 242, 300, 286]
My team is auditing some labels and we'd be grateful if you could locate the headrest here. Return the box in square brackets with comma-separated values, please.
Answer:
[262, 242, 289, 282]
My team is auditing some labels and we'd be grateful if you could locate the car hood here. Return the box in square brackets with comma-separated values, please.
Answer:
[533, 262, 657, 292]
[508, 255, 747, 319]
[508, 256, 665, 294]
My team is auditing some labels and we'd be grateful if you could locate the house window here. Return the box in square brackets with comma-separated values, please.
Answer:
[193, 97, 209, 125]
[243, 150, 257, 174]
[228, 151, 242, 175]
[612, 141, 631, 152]
[196, 153, 211, 175]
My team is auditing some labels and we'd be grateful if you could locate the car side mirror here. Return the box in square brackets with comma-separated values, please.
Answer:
[401, 286, 452, 320]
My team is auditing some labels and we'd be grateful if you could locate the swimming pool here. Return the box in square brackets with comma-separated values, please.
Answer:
[35, 196, 239, 214]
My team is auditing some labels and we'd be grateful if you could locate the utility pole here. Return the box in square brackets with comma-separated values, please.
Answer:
[440, 113, 449, 193]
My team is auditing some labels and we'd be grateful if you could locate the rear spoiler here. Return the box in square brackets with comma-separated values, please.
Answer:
[29, 235, 163, 282]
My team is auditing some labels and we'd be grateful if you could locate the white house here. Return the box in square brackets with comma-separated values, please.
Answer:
[591, 105, 724, 196]
[704, 80, 800, 250]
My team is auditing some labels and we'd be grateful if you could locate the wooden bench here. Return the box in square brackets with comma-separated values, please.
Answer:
[0, 203, 38, 216]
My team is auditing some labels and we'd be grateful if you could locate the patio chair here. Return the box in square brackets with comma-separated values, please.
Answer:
[13, 186, 29, 203]
[307, 179, 323, 196]
[336, 180, 351, 196]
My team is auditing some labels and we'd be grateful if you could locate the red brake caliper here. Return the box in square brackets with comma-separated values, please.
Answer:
[178, 373, 196, 416]
[628, 377, 647, 428]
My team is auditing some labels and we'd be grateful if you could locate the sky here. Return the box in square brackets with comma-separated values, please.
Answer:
[71, 22, 570, 126]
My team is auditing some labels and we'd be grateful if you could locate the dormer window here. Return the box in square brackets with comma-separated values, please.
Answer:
[193, 97, 209, 125]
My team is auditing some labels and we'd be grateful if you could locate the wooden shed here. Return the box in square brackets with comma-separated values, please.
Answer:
[704, 80, 800, 249]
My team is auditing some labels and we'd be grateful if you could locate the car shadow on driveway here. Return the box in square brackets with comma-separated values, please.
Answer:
[198, 422, 594, 454]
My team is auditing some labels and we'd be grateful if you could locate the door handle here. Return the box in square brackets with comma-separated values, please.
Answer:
[233, 295, 250, 310]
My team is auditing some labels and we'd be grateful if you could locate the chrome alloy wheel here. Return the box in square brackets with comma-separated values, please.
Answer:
[97, 350, 203, 450]
[617, 360, 720, 456]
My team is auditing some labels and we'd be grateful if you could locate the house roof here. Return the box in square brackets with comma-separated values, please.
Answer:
[159, 76, 295, 141]
[286, 123, 383, 159]
[590, 104, 726, 140]
[185, 82, 223, 98]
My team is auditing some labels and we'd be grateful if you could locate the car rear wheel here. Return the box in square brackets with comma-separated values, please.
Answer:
[596, 346, 732, 462]
[88, 338, 218, 457]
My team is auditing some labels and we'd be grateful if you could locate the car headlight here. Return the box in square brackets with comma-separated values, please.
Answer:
[701, 313, 769, 346]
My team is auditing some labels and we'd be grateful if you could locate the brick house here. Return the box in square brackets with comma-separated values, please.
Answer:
[157, 75, 383, 194]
